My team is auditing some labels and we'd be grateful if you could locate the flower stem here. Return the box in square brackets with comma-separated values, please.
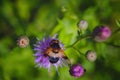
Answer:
[104, 42, 120, 48]
[113, 28, 120, 35]
[65, 34, 91, 57]
[72, 47, 85, 56]
[66, 34, 91, 48]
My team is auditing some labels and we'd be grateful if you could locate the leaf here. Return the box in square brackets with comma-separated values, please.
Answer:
[116, 19, 120, 27]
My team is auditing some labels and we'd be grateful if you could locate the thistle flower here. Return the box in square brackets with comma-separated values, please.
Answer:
[34, 35, 67, 71]
[69, 64, 85, 78]
[86, 50, 97, 62]
[77, 20, 88, 30]
[92, 26, 111, 42]
[17, 36, 29, 48]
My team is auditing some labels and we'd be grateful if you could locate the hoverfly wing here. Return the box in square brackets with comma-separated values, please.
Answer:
[60, 57, 71, 66]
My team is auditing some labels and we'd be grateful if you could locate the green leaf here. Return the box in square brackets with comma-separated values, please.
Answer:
[116, 19, 120, 27]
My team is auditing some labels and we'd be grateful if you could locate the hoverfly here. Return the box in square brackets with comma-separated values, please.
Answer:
[45, 39, 71, 66]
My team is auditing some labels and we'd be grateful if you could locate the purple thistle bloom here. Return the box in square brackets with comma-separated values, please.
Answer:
[69, 64, 85, 78]
[34, 35, 66, 70]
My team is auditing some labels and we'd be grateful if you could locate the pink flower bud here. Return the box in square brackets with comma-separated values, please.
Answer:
[92, 26, 111, 42]
[86, 50, 97, 62]
[17, 36, 29, 48]
[77, 20, 88, 30]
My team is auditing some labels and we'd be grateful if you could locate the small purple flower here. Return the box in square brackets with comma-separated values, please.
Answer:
[92, 26, 111, 42]
[69, 64, 85, 78]
[34, 35, 66, 71]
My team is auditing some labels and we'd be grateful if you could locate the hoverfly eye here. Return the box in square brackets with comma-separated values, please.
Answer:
[49, 57, 59, 63]
[51, 43, 60, 49]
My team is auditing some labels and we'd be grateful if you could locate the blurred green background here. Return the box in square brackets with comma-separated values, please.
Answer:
[0, 0, 120, 80]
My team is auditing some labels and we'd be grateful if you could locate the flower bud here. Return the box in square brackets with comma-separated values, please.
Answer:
[61, 6, 67, 12]
[17, 36, 29, 48]
[86, 50, 97, 62]
[77, 20, 88, 30]
[69, 64, 85, 78]
[92, 26, 111, 42]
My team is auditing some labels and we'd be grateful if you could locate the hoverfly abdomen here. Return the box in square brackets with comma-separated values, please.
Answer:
[52, 49, 59, 54]
[49, 57, 59, 63]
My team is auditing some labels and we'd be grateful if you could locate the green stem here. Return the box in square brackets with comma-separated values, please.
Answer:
[112, 28, 120, 36]
[104, 42, 120, 48]
[72, 47, 85, 56]
[65, 34, 91, 57]
[66, 34, 91, 48]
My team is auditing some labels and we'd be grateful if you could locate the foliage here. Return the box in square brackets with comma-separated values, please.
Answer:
[0, 0, 120, 80]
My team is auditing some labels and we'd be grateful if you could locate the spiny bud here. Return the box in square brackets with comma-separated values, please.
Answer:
[69, 64, 86, 78]
[92, 26, 111, 42]
[17, 36, 29, 48]
[86, 50, 97, 62]
[77, 20, 88, 30]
